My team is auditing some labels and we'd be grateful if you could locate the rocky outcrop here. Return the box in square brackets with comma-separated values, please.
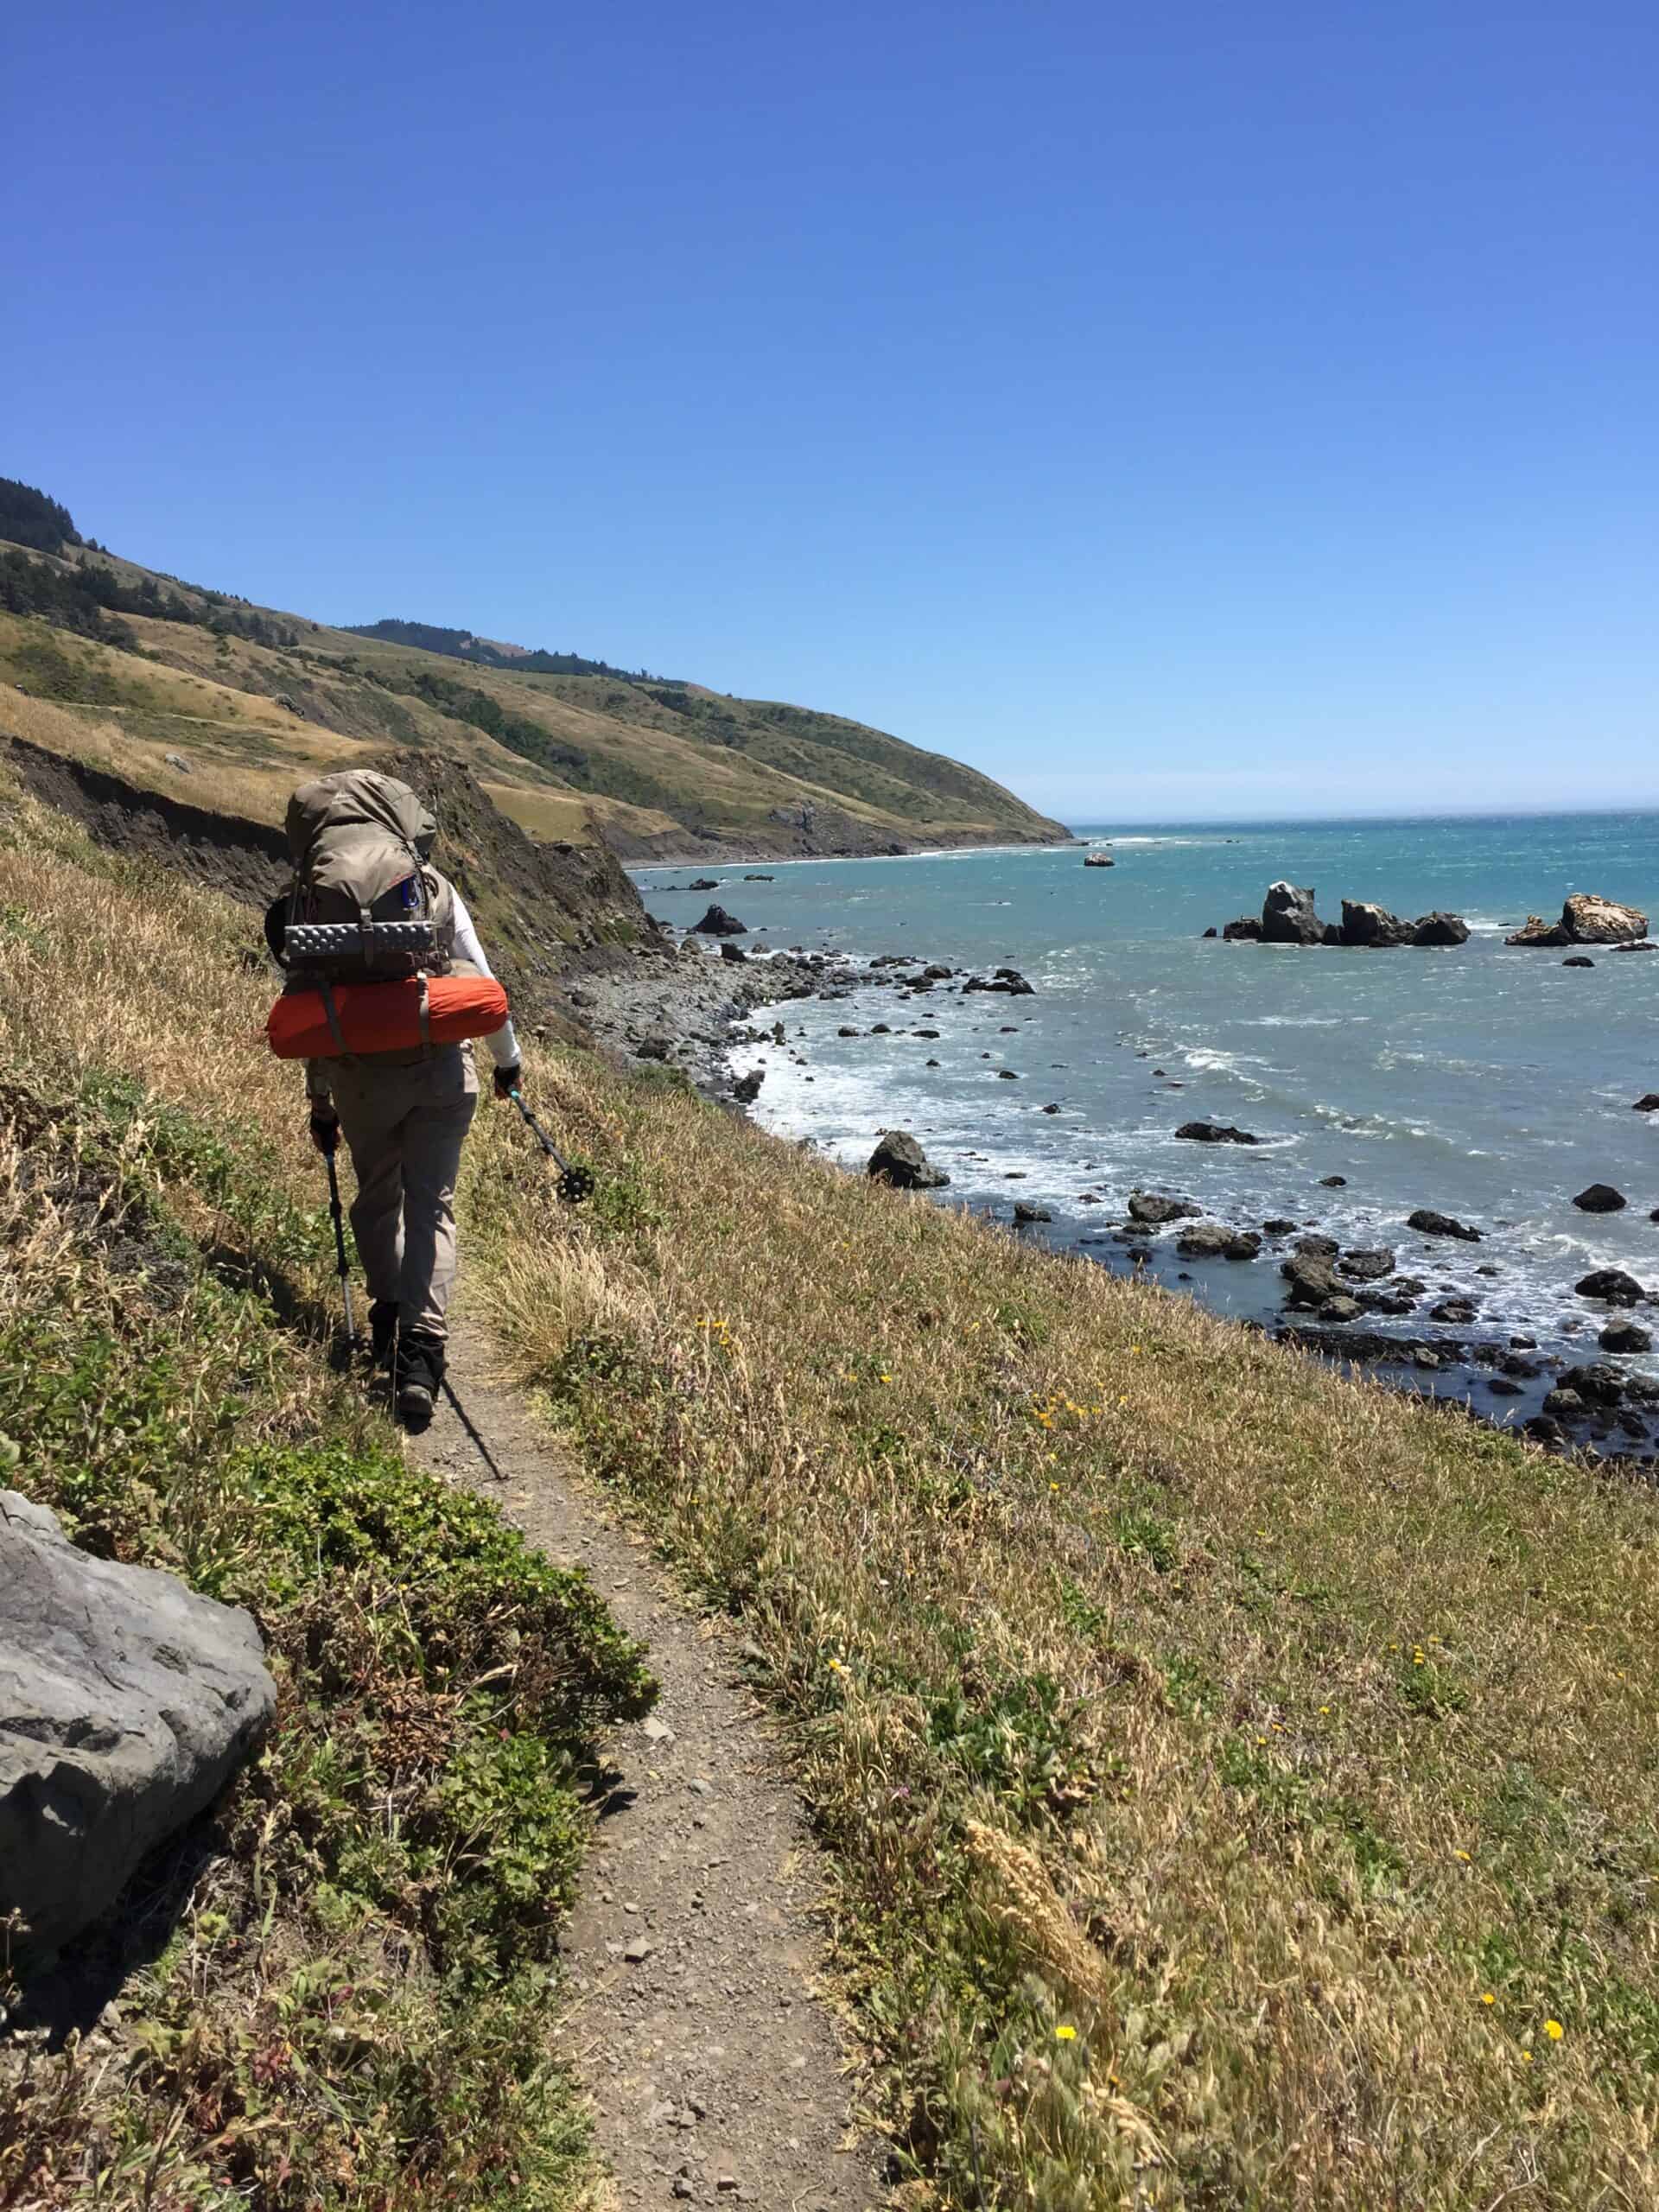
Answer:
[1083, 853, 1115, 868]
[868, 1131, 950, 1190]
[1261, 882, 1325, 945]
[1406, 1208, 1482, 1241]
[1215, 883, 1470, 948]
[1175, 1222, 1262, 1260]
[1, 1489, 276, 1968]
[1576, 1268, 1646, 1306]
[1339, 900, 1411, 948]
[1128, 1192, 1202, 1225]
[1508, 893, 1649, 948]
[1573, 1184, 1627, 1213]
[963, 968, 1035, 997]
[1412, 912, 1471, 946]
[1176, 1122, 1261, 1145]
[691, 904, 748, 936]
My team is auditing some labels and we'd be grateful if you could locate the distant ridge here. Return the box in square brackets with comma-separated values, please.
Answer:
[0, 474, 1071, 861]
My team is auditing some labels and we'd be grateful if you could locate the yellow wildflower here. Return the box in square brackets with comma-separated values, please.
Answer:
[1544, 2019, 1563, 2041]
[1054, 2024, 1077, 2042]
[1480, 1993, 1495, 2005]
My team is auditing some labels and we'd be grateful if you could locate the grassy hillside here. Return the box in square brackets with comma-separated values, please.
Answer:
[0, 505, 1070, 860]
[0, 771, 652, 2208]
[6, 755, 1656, 2207]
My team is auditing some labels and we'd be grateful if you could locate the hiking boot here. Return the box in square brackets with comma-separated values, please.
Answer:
[369, 1300, 399, 1369]
[394, 1332, 444, 1430]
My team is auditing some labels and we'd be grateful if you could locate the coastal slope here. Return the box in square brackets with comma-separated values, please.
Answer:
[0, 480, 1070, 861]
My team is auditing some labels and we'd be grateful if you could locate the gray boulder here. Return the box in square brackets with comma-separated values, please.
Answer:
[1128, 1192, 1202, 1225]
[1175, 1222, 1262, 1260]
[1, 1490, 276, 1969]
[1261, 881, 1325, 945]
[868, 1130, 950, 1190]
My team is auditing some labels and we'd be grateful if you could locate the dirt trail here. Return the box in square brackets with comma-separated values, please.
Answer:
[413, 1317, 886, 2211]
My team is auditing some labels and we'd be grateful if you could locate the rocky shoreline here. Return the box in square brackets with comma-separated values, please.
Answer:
[571, 910, 1659, 1472]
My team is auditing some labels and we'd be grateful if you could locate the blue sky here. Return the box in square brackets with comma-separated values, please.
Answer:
[6, 0, 1655, 821]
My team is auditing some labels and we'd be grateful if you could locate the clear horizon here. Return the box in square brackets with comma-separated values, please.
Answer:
[6, 0, 1656, 822]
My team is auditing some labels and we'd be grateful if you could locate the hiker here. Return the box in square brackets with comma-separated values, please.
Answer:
[264, 770, 521, 1427]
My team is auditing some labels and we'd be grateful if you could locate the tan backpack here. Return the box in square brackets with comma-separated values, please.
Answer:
[280, 771, 456, 981]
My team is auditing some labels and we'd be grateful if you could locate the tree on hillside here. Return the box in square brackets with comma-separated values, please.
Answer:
[0, 478, 79, 555]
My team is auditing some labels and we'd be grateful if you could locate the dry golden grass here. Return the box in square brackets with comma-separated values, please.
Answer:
[5, 765, 1656, 2206]
[464, 1050, 1659, 2209]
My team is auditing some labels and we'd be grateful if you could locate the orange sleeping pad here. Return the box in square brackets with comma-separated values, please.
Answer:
[267, 975, 509, 1059]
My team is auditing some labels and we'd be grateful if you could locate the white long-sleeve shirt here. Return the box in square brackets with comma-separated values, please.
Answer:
[451, 893, 521, 1071]
[306, 888, 519, 1098]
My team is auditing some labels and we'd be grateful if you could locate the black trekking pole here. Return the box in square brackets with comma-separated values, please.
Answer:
[322, 1147, 359, 1339]
[508, 1088, 594, 1204]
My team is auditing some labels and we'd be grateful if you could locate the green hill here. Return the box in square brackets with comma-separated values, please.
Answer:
[0, 478, 1071, 861]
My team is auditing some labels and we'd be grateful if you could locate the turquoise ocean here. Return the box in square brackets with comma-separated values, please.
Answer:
[633, 813, 1659, 1418]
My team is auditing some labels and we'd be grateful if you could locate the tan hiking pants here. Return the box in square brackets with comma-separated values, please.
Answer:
[328, 1046, 479, 1340]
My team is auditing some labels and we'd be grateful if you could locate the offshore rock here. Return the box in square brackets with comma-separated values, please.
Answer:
[1261, 881, 1325, 945]
[1572, 1183, 1627, 1213]
[691, 904, 748, 936]
[1340, 900, 1413, 948]
[1, 1489, 276, 1968]
[1412, 911, 1471, 946]
[1407, 1208, 1482, 1241]
[1508, 893, 1648, 947]
[1176, 1121, 1261, 1145]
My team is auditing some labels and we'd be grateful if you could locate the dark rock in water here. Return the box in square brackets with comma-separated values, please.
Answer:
[1129, 1192, 1203, 1225]
[1576, 1268, 1646, 1306]
[1523, 1414, 1567, 1446]
[1502, 1353, 1542, 1378]
[1320, 1174, 1348, 1188]
[1340, 899, 1412, 948]
[1542, 1387, 1587, 1421]
[1560, 1362, 1625, 1406]
[635, 1036, 671, 1061]
[688, 878, 722, 892]
[868, 1130, 950, 1190]
[1261, 880, 1325, 945]
[720, 939, 748, 961]
[1202, 925, 1218, 938]
[1176, 1121, 1261, 1145]
[1632, 1094, 1659, 1113]
[1294, 1234, 1340, 1258]
[1321, 922, 1345, 947]
[1487, 1376, 1526, 1396]
[1407, 1208, 1482, 1241]
[1573, 1183, 1627, 1213]
[1601, 1319, 1654, 1354]
[1322, 1294, 1362, 1323]
[731, 1069, 765, 1104]
[996, 1067, 1020, 1080]
[913, 1027, 941, 1039]
[1615, 940, 1658, 953]
[837, 1026, 861, 1037]
[871, 1022, 891, 1034]
[1013, 1202, 1053, 1224]
[1083, 852, 1116, 868]
[1222, 917, 1263, 942]
[922, 963, 954, 981]
[1041, 1102, 1062, 1115]
[1562, 956, 1595, 969]
[963, 968, 1036, 997]
[1412, 912, 1471, 947]
[1338, 1248, 1395, 1281]
[691, 903, 747, 936]
[1262, 1217, 1299, 1236]
[1430, 1299, 1478, 1324]
[1177, 1221, 1262, 1260]
[744, 872, 775, 880]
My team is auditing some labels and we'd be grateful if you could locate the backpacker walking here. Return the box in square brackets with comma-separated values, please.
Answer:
[264, 770, 522, 1429]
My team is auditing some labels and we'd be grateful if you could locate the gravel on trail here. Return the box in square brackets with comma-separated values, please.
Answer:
[411, 1317, 884, 2212]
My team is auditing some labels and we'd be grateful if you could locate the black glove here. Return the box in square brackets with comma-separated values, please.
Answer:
[308, 1105, 340, 1155]
[493, 1062, 522, 1102]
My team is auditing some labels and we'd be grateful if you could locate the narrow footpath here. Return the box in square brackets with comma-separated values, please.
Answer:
[411, 1317, 887, 2212]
